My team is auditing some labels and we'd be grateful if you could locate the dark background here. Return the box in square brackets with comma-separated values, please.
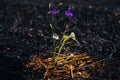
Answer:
[0, 0, 120, 80]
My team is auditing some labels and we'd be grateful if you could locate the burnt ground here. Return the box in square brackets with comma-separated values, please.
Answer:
[0, 0, 120, 80]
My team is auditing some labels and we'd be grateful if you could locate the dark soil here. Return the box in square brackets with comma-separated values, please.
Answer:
[0, 0, 120, 80]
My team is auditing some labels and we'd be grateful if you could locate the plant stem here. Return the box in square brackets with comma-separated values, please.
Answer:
[50, 23, 57, 63]
[55, 38, 68, 64]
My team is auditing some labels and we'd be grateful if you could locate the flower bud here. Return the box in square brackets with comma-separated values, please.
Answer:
[53, 33, 59, 40]
[70, 32, 76, 40]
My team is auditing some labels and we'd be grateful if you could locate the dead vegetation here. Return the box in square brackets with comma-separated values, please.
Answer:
[25, 52, 103, 79]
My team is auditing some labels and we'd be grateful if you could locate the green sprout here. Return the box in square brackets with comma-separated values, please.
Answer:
[54, 32, 76, 64]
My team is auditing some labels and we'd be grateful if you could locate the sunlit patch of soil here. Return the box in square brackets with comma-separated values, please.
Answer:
[25, 52, 103, 79]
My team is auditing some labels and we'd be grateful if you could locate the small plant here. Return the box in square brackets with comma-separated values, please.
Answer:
[48, 7, 79, 65]
[25, 4, 103, 80]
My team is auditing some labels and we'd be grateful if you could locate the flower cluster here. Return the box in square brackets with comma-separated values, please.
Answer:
[49, 7, 73, 18]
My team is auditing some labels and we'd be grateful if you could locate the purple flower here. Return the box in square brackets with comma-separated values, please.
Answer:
[49, 8, 57, 15]
[65, 7, 73, 18]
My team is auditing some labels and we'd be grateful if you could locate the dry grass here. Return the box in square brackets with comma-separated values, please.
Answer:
[25, 52, 103, 79]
